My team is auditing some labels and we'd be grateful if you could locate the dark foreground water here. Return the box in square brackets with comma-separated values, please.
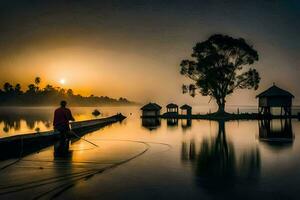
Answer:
[0, 106, 300, 199]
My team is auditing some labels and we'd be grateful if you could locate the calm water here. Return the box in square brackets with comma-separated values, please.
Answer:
[0, 107, 119, 137]
[0, 106, 300, 199]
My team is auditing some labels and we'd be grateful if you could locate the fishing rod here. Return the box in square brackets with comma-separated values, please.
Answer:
[69, 130, 99, 147]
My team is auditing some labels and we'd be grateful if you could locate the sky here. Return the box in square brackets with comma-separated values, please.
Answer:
[0, 0, 299, 106]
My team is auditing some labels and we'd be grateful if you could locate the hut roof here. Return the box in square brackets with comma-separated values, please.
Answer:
[256, 85, 294, 98]
[141, 103, 162, 111]
[166, 103, 178, 108]
[180, 104, 192, 110]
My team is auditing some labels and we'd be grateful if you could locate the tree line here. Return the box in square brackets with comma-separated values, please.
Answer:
[0, 77, 135, 106]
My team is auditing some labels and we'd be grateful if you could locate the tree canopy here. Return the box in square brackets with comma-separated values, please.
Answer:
[180, 34, 260, 113]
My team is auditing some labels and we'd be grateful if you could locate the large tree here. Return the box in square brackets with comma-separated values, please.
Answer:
[180, 34, 260, 113]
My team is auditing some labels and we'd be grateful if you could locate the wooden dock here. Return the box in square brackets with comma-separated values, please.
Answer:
[0, 113, 126, 160]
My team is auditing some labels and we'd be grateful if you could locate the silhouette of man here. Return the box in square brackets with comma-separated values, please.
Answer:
[53, 100, 75, 139]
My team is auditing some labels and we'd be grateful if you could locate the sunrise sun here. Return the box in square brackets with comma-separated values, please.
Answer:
[59, 79, 66, 85]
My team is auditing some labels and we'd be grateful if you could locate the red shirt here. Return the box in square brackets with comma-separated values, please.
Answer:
[53, 107, 74, 127]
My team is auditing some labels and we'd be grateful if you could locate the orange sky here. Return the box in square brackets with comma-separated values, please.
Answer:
[0, 0, 299, 106]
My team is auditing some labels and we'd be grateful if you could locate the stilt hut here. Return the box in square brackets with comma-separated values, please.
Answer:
[141, 103, 162, 117]
[180, 104, 192, 118]
[256, 84, 294, 116]
[166, 103, 178, 114]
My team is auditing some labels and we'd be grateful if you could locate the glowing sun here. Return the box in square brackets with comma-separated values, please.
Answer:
[59, 79, 66, 85]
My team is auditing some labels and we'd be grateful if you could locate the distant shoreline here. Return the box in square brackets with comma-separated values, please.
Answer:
[0, 78, 140, 107]
[0, 103, 140, 107]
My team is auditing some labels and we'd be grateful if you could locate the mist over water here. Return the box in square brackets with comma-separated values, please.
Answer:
[1, 106, 300, 136]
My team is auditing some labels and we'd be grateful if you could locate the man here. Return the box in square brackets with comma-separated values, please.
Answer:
[53, 100, 75, 139]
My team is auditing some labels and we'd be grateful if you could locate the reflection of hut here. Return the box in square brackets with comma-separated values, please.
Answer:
[180, 104, 192, 117]
[141, 103, 162, 117]
[166, 103, 178, 114]
[259, 119, 294, 144]
[181, 119, 192, 129]
[256, 84, 294, 116]
[141, 118, 161, 130]
[167, 118, 178, 126]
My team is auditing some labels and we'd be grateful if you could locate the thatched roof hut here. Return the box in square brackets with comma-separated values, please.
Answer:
[180, 104, 192, 117]
[141, 103, 162, 117]
[256, 85, 294, 99]
[256, 84, 294, 116]
[166, 103, 178, 113]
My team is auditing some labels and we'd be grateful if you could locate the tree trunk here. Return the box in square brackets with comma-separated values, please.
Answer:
[217, 98, 226, 114]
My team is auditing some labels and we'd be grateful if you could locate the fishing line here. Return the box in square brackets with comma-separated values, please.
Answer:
[20, 159, 130, 165]
[0, 139, 172, 199]
[91, 139, 173, 154]
[0, 170, 99, 195]
[34, 141, 151, 200]
[0, 129, 97, 172]
[34, 139, 173, 199]
[92, 138, 172, 148]
[69, 130, 99, 147]
[0, 140, 150, 197]
[0, 169, 97, 190]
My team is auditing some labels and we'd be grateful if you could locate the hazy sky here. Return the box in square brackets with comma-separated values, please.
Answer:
[0, 0, 299, 106]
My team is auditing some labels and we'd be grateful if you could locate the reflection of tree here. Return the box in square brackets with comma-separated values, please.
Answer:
[0, 108, 53, 132]
[3, 126, 9, 133]
[26, 119, 36, 130]
[44, 121, 52, 128]
[181, 120, 260, 194]
[238, 149, 260, 180]
[1, 117, 22, 132]
[195, 121, 236, 186]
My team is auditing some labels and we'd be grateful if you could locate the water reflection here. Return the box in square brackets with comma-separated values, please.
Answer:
[141, 117, 161, 130]
[54, 139, 73, 160]
[1, 106, 300, 199]
[167, 118, 178, 127]
[259, 119, 294, 150]
[0, 108, 53, 133]
[181, 119, 192, 130]
[0, 107, 102, 135]
[182, 120, 260, 193]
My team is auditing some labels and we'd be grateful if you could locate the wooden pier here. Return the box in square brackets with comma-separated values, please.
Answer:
[0, 114, 126, 160]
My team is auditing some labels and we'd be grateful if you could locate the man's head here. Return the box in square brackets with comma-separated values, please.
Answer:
[60, 100, 67, 107]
